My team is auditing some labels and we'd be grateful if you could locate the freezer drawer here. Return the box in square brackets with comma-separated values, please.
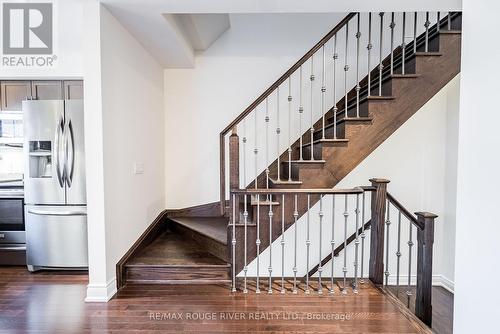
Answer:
[25, 205, 88, 268]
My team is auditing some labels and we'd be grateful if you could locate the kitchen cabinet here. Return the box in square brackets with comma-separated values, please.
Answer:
[31, 81, 63, 100]
[0, 81, 31, 111]
[63, 81, 84, 100]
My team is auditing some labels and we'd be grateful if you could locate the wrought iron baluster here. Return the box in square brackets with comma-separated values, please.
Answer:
[367, 13, 373, 97]
[293, 194, 298, 294]
[232, 194, 236, 292]
[288, 77, 292, 181]
[401, 12, 406, 75]
[281, 194, 285, 294]
[342, 194, 348, 294]
[355, 13, 361, 118]
[390, 12, 395, 75]
[276, 88, 281, 181]
[407, 223, 414, 307]
[425, 12, 430, 52]
[385, 199, 391, 286]
[360, 191, 366, 283]
[254, 108, 258, 189]
[343, 21, 350, 118]
[318, 195, 324, 294]
[448, 12, 451, 30]
[353, 193, 360, 293]
[305, 194, 311, 293]
[321, 45, 326, 139]
[396, 210, 402, 296]
[299, 66, 304, 161]
[330, 194, 336, 293]
[243, 195, 248, 293]
[437, 12, 441, 32]
[268, 200, 273, 293]
[309, 56, 315, 161]
[332, 35, 338, 139]
[413, 12, 418, 54]
[255, 195, 261, 293]
[378, 12, 385, 96]
[265, 98, 270, 189]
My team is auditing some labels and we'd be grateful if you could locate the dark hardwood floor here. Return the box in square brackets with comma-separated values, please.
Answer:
[0, 266, 448, 333]
[386, 285, 454, 334]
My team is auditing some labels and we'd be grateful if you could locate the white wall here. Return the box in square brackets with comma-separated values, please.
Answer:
[83, 2, 165, 301]
[0, 0, 84, 79]
[454, 0, 500, 332]
[243, 76, 460, 291]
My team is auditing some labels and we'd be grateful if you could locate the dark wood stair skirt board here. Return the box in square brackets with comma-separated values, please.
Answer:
[124, 229, 230, 284]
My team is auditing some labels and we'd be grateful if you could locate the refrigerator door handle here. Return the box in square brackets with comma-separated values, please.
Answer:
[64, 119, 75, 187]
[54, 116, 65, 188]
[27, 208, 87, 216]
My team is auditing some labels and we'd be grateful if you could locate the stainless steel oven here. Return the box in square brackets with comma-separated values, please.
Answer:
[0, 183, 26, 265]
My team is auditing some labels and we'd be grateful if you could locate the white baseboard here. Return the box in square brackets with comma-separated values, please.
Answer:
[85, 277, 117, 302]
[386, 274, 454, 293]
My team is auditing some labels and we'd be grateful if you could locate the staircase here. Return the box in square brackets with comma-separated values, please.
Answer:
[117, 10, 461, 328]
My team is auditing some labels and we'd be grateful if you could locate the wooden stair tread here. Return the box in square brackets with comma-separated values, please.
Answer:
[287, 159, 326, 164]
[126, 230, 228, 267]
[169, 216, 228, 245]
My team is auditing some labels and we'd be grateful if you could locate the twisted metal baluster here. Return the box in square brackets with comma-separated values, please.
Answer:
[299, 66, 304, 161]
[309, 56, 315, 161]
[390, 12, 395, 75]
[321, 45, 326, 139]
[281, 194, 285, 294]
[367, 13, 373, 97]
[318, 195, 324, 294]
[401, 12, 406, 75]
[268, 200, 273, 294]
[243, 195, 248, 293]
[342, 194, 349, 294]
[330, 194, 336, 293]
[424, 12, 430, 52]
[360, 191, 366, 283]
[305, 194, 311, 294]
[288, 77, 293, 181]
[231, 194, 236, 292]
[407, 223, 414, 307]
[396, 210, 402, 296]
[384, 199, 391, 286]
[332, 34, 338, 139]
[437, 12, 441, 32]
[276, 88, 281, 181]
[448, 12, 452, 30]
[292, 194, 298, 294]
[355, 13, 361, 118]
[378, 12, 385, 96]
[353, 193, 360, 293]
[343, 21, 349, 118]
[265, 98, 270, 189]
[255, 195, 261, 293]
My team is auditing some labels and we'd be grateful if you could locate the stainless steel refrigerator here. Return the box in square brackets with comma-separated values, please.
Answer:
[22, 100, 87, 271]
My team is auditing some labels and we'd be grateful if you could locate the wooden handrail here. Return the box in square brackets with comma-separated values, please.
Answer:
[219, 12, 356, 214]
[231, 187, 363, 195]
[387, 192, 423, 230]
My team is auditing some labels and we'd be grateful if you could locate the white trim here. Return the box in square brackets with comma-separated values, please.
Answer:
[385, 274, 454, 293]
[85, 277, 117, 302]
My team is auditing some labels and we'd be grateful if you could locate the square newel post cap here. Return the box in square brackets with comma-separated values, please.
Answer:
[415, 212, 438, 219]
[369, 178, 390, 184]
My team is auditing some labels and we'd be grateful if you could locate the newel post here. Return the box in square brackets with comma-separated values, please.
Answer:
[369, 178, 390, 284]
[415, 212, 437, 327]
[228, 127, 240, 218]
